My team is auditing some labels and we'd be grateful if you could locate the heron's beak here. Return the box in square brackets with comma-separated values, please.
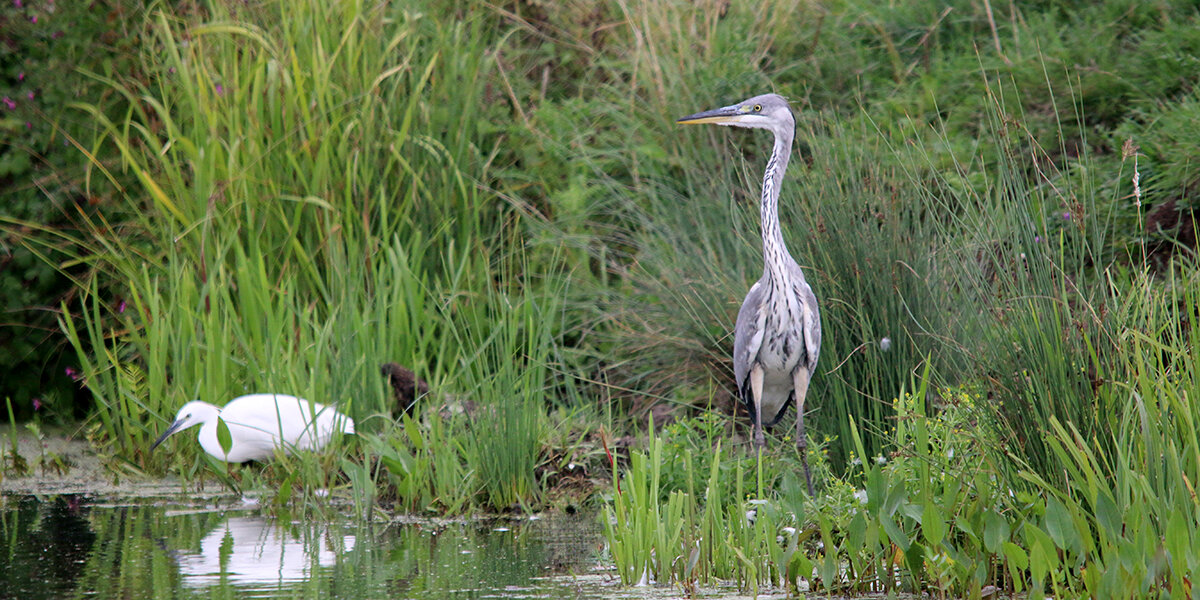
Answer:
[676, 104, 747, 125]
[150, 419, 186, 451]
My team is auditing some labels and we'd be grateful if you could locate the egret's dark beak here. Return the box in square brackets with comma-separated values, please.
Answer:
[150, 419, 185, 451]
[677, 104, 745, 125]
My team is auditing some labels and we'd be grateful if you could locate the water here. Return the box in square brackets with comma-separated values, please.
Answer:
[0, 494, 623, 600]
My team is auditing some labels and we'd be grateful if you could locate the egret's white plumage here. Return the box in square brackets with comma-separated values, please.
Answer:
[151, 394, 355, 463]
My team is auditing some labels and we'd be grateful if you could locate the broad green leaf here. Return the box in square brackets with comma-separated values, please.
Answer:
[1044, 496, 1075, 551]
[1002, 541, 1028, 570]
[275, 472, 293, 506]
[786, 551, 812, 592]
[922, 502, 946, 546]
[404, 414, 425, 450]
[1002, 542, 1028, 593]
[216, 417, 233, 457]
[984, 511, 1010, 553]
[883, 480, 907, 518]
[847, 511, 867, 551]
[866, 467, 886, 514]
[904, 541, 926, 588]
[881, 517, 910, 552]
[1165, 509, 1188, 572]
[1093, 490, 1121, 541]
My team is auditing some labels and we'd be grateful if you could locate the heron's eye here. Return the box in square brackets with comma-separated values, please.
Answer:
[753, 104, 762, 112]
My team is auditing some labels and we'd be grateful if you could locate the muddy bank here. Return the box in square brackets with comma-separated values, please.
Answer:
[0, 432, 220, 499]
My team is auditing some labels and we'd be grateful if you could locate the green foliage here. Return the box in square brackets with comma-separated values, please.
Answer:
[54, 0, 505, 455]
[0, 0, 144, 421]
[9, 5, 1200, 597]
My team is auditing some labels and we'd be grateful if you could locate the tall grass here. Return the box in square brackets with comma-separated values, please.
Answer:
[47, 0, 582, 515]
[19, 0, 1200, 562]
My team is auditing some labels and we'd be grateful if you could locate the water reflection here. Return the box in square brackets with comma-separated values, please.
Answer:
[174, 516, 356, 588]
[0, 496, 610, 600]
[0, 495, 96, 600]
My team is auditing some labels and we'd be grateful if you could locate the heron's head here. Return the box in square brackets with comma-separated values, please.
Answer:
[677, 93, 794, 138]
[150, 400, 219, 451]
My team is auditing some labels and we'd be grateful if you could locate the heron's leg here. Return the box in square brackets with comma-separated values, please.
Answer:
[793, 366, 814, 496]
[750, 364, 766, 448]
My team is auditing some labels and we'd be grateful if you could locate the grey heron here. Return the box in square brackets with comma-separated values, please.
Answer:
[677, 93, 822, 495]
[151, 393, 355, 463]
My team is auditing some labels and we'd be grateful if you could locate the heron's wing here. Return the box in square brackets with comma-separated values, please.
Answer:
[733, 279, 766, 394]
[784, 261, 822, 373]
[802, 283, 821, 372]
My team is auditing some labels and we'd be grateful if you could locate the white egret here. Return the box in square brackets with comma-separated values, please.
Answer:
[151, 393, 355, 463]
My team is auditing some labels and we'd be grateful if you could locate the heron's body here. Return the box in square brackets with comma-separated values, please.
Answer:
[152, 393, 355, 463]
[678, 93, 822, 495]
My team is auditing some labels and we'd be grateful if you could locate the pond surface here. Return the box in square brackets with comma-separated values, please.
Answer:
[0, 495, 774, 600]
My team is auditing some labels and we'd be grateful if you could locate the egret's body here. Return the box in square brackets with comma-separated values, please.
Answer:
[678, 93, 822, 495]
[151, 394, 355, 463]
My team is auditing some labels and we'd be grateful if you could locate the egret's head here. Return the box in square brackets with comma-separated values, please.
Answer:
[676, 93, 794, 138]
[150, 400, 219, 451]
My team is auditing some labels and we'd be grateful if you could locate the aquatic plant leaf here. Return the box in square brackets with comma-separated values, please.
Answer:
[1043, 496, 1076, 551]
[881, 516, 909, 552]
[276, 472, 293, 506]
[983, 511, 1010, 553]
[216, 417, 232, 457]
[922, 502, 945, 546]
[1093, 490, 1121, 540]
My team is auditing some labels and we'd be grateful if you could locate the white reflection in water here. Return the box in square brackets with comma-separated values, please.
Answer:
[176, 516, 355, 587]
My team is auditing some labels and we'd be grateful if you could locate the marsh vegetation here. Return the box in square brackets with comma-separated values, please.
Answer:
[5, 0, 1200, 597]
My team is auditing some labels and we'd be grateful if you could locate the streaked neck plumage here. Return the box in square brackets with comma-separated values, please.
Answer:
[760, 123, 797, 282]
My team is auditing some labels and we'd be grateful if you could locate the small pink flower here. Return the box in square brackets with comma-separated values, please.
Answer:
[1062, 212, 1071, 220]
[117, 300, 127, 313]
[32, 398, 42, 411]
[30, 15, 36, 23]
[25, 121, 32, 129]
[215, 83, 224, 95]
[2, 97, 15, 110]
[14, 0, 22, 7]
[27, 91, 34, 100]
[17, 72, 24, 81]
[65, 366, 80, 380]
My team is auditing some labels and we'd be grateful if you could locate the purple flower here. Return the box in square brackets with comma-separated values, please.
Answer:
[26, 91, 34, 101]
[1062, 212, 1071, 220]
[25, 121, 32, 129]
[30, 15, 36, 23]
[215, 83, 224, 96]
[117, 300, 126, 313]
[65, 366, 80, 380]
[14, 0, 22, 7]
[32, 398, 42, 411]
[1034, 235, 1042, 243]
[17, 72, 24, 81]
[2, 97, 15, 110]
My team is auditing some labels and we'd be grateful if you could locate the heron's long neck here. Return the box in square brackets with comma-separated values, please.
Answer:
[761, 129, 794, 280]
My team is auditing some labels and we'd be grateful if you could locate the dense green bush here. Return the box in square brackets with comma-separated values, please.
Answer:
[0, 0, 144, 421]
